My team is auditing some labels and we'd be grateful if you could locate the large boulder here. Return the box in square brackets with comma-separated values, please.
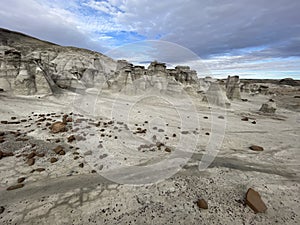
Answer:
[259, 100, 276, 114]
[203, 82, 231, 107]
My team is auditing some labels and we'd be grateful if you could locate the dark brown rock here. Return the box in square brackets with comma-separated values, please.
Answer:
[17, 177, 26, 183]
[7, 183, 24, 191]
[79, 163, 84, 168]
[27, 152, 36, 159]
[50, 157, 58, 163]
[249, 145, 264, 151]
[245, 188, 267, 213]
[27, 158, 35, 166]
[241, 117, 249, 121]
[0, 137, 5, 143]
[53, 146, 65, 155]
[165, 147, 172, 153]
[35, 168, 45, 172]
[67, 135, 76, 143]
[196, 199, 208, 209]
[0, 151, 14, 159]
[156, 142, 165, 148]
[36, 153, 45, 157]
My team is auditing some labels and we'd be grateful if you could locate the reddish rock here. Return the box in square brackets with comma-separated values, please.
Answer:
[196, 199, 208, 209]
[6, 183, 24, 191]
[249, 145, 264, 151]
[245, 188, 267, 213]
[50, 122, 67, 133]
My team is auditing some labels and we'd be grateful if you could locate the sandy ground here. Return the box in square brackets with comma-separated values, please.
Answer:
[0, 87, 299, 225]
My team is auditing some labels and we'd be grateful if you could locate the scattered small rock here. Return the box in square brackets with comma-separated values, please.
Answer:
[84, 150, 92, 156]
[53, 146, 65, 155]
[27, 152, 36, 159]
[35, 168, 45, 172]
[196, 199, 208, 209]
[50, 157, 58, 163]
[79, 163, 84, 168]
[0, 206, 4, 214]
[27, 158, 35, 166]
[17, 177, 26, 183]
[67, 135, 76, 143]
[218, 115, 224, 119]
[0, 150, 14, 159]
[249, 145, 264, 151]
[7, 183, 24, 191]
[241, 117, 249, 121]
[245, 188, 267, 213]
[252, 121, 256, 124]
[165, 147, 172, 153]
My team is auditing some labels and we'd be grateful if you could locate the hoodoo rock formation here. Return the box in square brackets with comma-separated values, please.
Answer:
[0, 28, 116, 95]
[1, 28, 234, 108]
[226, 75, 241, 100]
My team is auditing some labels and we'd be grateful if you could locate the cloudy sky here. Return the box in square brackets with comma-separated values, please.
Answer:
[1, 0, 300, 78]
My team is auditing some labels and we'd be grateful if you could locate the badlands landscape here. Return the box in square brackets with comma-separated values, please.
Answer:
[0, 28, 300, 224]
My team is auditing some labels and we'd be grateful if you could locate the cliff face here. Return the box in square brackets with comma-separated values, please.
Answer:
[0, 28, 117, 95]
[0, 28, 211, 98]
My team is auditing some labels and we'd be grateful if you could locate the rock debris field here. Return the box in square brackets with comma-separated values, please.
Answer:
[0, 87, 299, 225]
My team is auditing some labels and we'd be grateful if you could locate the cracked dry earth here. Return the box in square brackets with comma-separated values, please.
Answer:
[0, 91, 300, 225]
